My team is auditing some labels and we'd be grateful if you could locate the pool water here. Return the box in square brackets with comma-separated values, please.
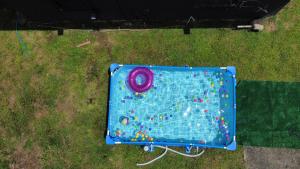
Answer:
[108, 65, 235, 147]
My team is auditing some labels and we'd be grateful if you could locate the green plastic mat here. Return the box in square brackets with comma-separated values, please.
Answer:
[237, 81, 300, 148]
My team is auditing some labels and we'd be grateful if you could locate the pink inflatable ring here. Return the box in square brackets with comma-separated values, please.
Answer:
[128, 67, 153, 93]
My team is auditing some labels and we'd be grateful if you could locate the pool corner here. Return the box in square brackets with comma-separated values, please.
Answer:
[226, 66, 236, 76]
[106, 135, 115, 145]
[226, 141, 237, 151]
[110, 63, 120, 72]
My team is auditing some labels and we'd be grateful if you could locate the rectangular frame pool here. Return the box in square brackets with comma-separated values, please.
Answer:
[106, 64, 236, 151]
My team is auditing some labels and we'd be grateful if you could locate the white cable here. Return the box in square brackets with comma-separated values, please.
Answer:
[136, 146, 169, 166]
[136, 146, 205, 166]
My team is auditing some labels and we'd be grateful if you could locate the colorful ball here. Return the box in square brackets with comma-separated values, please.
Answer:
[115, 130, 121, 137]
[119, 116, 129, 126]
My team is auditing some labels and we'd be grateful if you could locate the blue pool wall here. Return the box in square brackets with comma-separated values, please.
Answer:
[106, 64, 237, 151]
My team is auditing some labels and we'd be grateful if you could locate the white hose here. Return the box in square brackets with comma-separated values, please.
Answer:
[136, 146, 205, 166]
[155, 145, 205, 157]
[136, 146, 169, 166]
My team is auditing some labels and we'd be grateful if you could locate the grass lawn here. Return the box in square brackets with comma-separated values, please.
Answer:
[0, 1, 299, 169]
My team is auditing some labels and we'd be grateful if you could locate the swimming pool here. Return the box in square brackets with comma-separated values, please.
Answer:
[106, 64, 236, 151]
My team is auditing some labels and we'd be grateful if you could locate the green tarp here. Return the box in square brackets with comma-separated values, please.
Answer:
[237, 81, 300, 148]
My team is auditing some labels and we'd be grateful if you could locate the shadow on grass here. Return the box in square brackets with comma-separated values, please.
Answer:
[237, 80, 300, 148]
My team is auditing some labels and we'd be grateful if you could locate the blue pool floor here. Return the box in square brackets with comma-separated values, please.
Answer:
[108, 65, 235, 147]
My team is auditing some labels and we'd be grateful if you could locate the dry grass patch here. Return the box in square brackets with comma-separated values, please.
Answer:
[9, 140, 42, 169]
[56, 93, 76, 122]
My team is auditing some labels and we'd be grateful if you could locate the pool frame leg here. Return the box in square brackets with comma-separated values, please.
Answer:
[144, 145, 155, 152]
[185, 145, 193, 154]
